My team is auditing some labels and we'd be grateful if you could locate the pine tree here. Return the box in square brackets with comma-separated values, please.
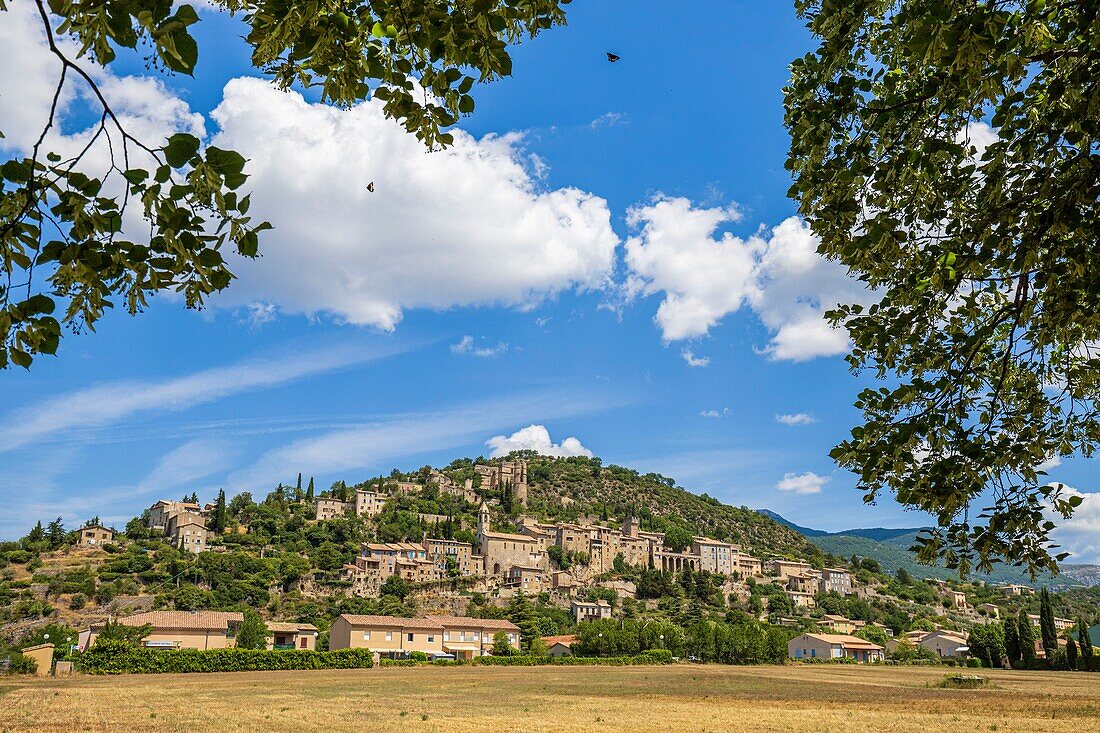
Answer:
[25, 521, 46, 545]
[46, 518, 66, 549]
[1039, 588, 1058, 661]
[1066, 633, 1079, 671]
[1017, 609, 1037, 666]
[1003, 617, 1021, 666]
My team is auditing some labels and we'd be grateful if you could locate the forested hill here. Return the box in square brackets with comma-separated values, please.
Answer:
[523, 456, 821, 560]
[756, 509, 1096, 588]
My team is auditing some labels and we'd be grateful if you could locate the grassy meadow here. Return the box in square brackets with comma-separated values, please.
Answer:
[1, 664, 1098, 733]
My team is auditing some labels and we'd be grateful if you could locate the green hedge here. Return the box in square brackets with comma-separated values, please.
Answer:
[78, 642, 377, 675]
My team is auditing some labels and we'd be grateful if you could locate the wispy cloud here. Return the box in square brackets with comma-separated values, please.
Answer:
[228, 391, 622, 489]
[700, 408, 730, 418]
[236, 302, 277, 330]
[140, 437, 241, 491]
[776, 412, 816, 426]
[681, 348, 710, 368]
[0, 342, 407, 453]
[451, 335, 508, 358]
[589, 112, 626, 129]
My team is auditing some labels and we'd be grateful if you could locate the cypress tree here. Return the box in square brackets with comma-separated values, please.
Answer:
[1066, 633, 1079, 671]
[1003, 617, 1021, 666]
[1017, 608, 1037, 666]
[295, 472, 303, 497]
[1039, 588, 1058, 661]
[305, 477, 315, 502]
[210, 489, 227, 533]
[1078, 616, 1093, 664]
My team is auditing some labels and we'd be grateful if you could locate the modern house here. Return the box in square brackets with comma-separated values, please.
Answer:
[788, 633, 885, 663]
[918, 630, 969, 658]
[327, 614, 520, 659]
[78, 611, 244, 651]
[266, 622, 319, 650]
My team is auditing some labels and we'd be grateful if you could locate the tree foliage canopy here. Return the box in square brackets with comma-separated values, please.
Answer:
[1, 0, 570, 368]
[785, 0, 1097, 576]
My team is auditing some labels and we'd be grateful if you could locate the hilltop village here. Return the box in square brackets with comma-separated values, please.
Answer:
[2, 455, 1098, 671]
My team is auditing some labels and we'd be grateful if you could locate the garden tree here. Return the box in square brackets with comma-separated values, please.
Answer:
[967, 623, 1005, 669]
[1017, 609, 1036, 666]
[854, 624, 889, 647]
[1039, 588, 1059, 660]
[379, 574, 409, 600]
[209, 489, 228, 533]
[491, 629, 514, 656]
[1078, 616, 1094, 662]
[1, 0, 570, 369]
[1003, 614, 1022, 665]
[1066, 633, 1079, 671]
[785, 0, 1093, 575]
[506, 590, 538, 651]
[235, 610, 268, 650]
[305, 477, 315, 503]
[95, 619, 152, 646]
[295, 473, 303, 499]
[527, 634, 549, 658]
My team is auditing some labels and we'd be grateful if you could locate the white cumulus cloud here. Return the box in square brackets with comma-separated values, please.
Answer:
[776, 413, 816, 426]
[486, 424, 592, 458]
[623, 196, 873, 361]
[208, 78, 619, 329]
[776, 471, 829, 495]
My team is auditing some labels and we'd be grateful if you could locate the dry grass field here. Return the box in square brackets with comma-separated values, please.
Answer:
[1, 663, 1098, 733]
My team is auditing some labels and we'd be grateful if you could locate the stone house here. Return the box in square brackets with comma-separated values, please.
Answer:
[818, 568, 852, 595]
[79, 523, 114, 547]
[571, 599, 612, 623]
[166, 512, 208, 554]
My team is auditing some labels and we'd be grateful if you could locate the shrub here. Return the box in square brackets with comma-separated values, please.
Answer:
[408, 651, 429, 662]
[77, 641, 378, 675]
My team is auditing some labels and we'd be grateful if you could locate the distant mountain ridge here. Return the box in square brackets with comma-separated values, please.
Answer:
[755, 509, 1098, 588]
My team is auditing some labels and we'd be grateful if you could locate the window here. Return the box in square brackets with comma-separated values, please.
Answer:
[363, 631, 371, 641]
[386, 631, 393, 641]
[427, 636, 435, 643]
[407, 633, 414, 642]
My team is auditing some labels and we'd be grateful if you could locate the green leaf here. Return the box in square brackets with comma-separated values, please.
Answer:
[22, 294, 56, 316]
[163, 133, 201, 168]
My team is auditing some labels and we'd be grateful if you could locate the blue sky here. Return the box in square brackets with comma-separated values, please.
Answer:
[2, 2, 1097, 561]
